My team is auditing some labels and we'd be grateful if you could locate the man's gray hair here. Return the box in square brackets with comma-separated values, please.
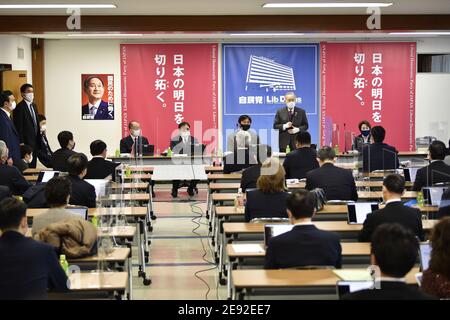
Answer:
[285, 92, 296, 98]
[0, 140, 8, 158]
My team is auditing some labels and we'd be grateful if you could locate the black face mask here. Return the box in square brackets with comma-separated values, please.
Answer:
[240, 124, 251, 131]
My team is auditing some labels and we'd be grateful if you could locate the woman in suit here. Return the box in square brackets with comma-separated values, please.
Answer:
[421, 217, 450, 299]
[244, 158, 289, 222]
[353, 120, 372, 152]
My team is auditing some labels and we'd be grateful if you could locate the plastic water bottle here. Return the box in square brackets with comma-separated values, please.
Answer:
[417, 191, 424, 207]
[235, 188, 244, 211]
[91, 214, 99, 228]
[125, 165, 131, 178]
[285, 145, 291, 154]
[60, 254, 69, 275]
[334, 144, 339, 155]
[115, 148, 120, 157]
[167, 147, 173, 157]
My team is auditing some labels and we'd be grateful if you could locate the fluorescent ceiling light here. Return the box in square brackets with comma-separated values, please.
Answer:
[263, 2, 393, 8]
[389, 32, 450, 36]
[67, 33, 143, 37]
[230, 33, 305, 36]
[0, 4, 117, 9]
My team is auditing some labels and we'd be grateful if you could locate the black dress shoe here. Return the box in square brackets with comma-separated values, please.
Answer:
[171, 189, 178, 198]
[187, 187, 195, 197]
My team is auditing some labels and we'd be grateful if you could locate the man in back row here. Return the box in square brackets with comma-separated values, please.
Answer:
[51, 131, 76, 172]
[362, 126, 399, 173]
[120, 121, 150, 155]
[283, 131, 319, 180]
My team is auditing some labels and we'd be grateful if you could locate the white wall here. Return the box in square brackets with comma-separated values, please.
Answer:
[0, 35, 32, 82]
[44, 40, 122, 157]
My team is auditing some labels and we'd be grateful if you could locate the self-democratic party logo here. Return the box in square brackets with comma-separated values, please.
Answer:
[245, 55, 296, 92]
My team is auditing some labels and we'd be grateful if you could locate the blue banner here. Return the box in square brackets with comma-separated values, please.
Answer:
[222, 44, 319, 151]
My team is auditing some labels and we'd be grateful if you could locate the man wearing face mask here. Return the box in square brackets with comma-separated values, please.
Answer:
[120, 121, 150, 155]
[273, 92, 309, 153]
[51, 131, 77, 172]
[35, 114, 53, 168]
[226, 115, 259, 152]
[0, 90, 21, 166]
[12, 84, 40, 168]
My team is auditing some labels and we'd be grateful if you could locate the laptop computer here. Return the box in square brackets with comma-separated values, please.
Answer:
[142, 144, 154, 156]
[403, 167, 419, 183]
[422, 187, 445, 206]
[347, 202, 379, 224]
[336, 280, 375, 298]
[37, 171, 60, 183]
[263, 224, 293, 247]
[66, 206, 89, 220]
[419, 242, 432, 271]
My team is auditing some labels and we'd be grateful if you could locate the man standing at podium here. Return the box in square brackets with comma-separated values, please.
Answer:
[273, 92, 308, 152]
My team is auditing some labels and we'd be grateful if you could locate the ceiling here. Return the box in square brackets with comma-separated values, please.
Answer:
[0, 0, 450, 15]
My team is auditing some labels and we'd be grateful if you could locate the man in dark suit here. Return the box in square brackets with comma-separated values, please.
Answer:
[306, 146, 358, 201]
[283, 131, 319, 179]
[265, 190, 342, 269]
[85, 140, 120, 182]
[413, 140, 450, 191]
[81, 76, 113, 120]
[437, 188, 450, 219]
[362, 126, 399, 172]
[0, 186, 11, 201]
[12, 83, 40, 168]
[240, 144, 271, 192]
[0, 90, 21, 166]
[0, 197, 68, 299]
[273, 92, 308, 152]
[66, 153, 96, 208]
[170, 122, 202, 197]
[120, 121, 150, 155]
[0, 140, 31, 195]
[35, 114, 53, 168]
[359, 174, 424, 242]
[51, 131, 76, 172]
[343, 224, 435, 300]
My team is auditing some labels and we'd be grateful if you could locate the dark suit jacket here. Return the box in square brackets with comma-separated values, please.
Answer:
[358, 201, 424, 242]
[413, 160, 450, 191]
[240, 164, 262, 192]
[51, 148, 76, 172]
[12, 100, 40, 149]
[81, 100, 113, 120]
[362, 142, 399, 172]
[0, 185, 11, 201]
[283, 147, 319, 179]
[67, 175, 97, 208]
[0, 163, 31, 195]
[265, 224, 342, 269]
[170, 135, 200, 155]
[305, 163, 358, 201]
[85, 157, 120, 182]
[223, 148, 255, 174]
[0, 108, 21, 165]
[0, 231, 68, 299]
[244, 189, 290, 222]
[120, 135, 150, 154]
[36, 133, 53, 168]
[437, 188, 450, 219]
[342, 281, 436, 300]
[273, 107, 308, 151]
[353, 134, 371, 152]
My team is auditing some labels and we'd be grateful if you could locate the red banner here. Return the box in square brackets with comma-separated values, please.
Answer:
[320, 42, 416, 151]
[120, 44, 218, 154]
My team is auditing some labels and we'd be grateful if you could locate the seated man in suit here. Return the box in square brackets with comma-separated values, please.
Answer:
[283, 131, 319, 179]
[36, 115, 53, 168]
[85, 140, 120, 182]
[343, 224, 435, 300]
[15, 144, 33, 173]
[81, 76, 113, 120]
[66, 153, 96, 208]
[0, 140, 31, 195]
[0, 186, 11, 202]
[120, 121, 150, 155]
[240, 144, 272, 192]
[359, 174, 424, 242]
[223, 130, 256, 174]
[0, 197, 68, 299]
[245, 158, 289, 222]
[306, 146, 358, 201]
[265, 190, 342, 269]
[170, 122, 201, 197]
[51, 131, 76, 172]
[362, 126, 399, 172]
[32, 176, 83, 236]
[413, 140, 450, 191]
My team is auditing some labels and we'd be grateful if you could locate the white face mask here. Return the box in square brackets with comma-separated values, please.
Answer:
[132, 129, 141, 137]
[287, 101, 295, 109]
[24, 93, 34, 103]
[26, 155, 33, 164]
[40, 125, 46, 133]
[9, 101, 16, 111]
[181, 131, 190, 138]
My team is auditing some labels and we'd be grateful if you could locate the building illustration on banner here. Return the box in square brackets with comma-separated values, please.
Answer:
[245, 55, 296, 92]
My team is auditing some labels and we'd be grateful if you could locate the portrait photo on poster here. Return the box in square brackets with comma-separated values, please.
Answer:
[81, 74, 115, 120]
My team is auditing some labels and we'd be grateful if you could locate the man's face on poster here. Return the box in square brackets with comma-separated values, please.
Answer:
[85, 77, 104, 102]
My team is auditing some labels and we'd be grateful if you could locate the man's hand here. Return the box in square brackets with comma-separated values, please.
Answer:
[283, 122, 293, 130]
[288, 127, 300, 135]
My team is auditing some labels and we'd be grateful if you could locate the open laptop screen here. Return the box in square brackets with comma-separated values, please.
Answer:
[337, 281, 375, 298]
[66, 207, 88, 220]
[263, 224, 293, 247]
[423, 187, 445, 206]
[419, 242, 432, 271]
[37, 171, 60, 183]
[403, 168, 419, 183]
[347, 202, 379, 224]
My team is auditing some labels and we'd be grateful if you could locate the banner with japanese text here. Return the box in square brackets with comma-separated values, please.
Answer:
[120, 44, 218, 154]
[222, 44, 319, 151]
[320, 42, 416, 151]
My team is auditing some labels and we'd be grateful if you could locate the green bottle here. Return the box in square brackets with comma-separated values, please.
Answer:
[417, 191, 424, 207]
[91, 214, 98, 227]
[115, 148, 120, 157]
[285, 145, 291, 154]
[167, 147, 173, 157]
[125, 165, 131, 178]
[334, 144, 339, 155]
[60, 254, 69, 275]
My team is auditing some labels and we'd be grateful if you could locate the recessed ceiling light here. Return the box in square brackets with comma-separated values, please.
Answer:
[229, 33, 306, 36]
[263, 2, 393, 8]
[389, 32, 450, 36]
[0, 4, 117, 9]
[67, 33, 143, 37]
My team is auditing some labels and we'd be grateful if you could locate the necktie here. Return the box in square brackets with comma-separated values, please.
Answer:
[29, 104, 37, 131]
[90, 106, 96, 116]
